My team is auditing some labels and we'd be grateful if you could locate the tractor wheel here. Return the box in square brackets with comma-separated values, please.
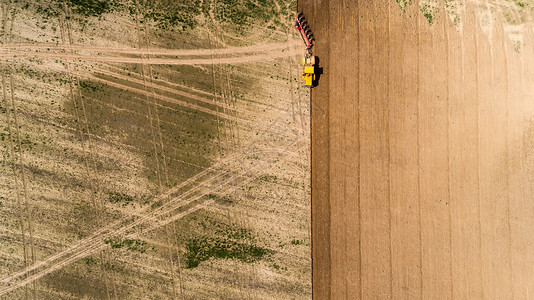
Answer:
[302, 57, 306, 65]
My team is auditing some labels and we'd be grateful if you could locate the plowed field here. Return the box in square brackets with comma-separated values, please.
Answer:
[302, 0, 534, 298]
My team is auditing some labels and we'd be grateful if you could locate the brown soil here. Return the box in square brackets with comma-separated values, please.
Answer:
[302, 0, 534, 298]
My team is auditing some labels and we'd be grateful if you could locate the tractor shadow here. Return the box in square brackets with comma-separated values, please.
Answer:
[314, 56, 323, 86]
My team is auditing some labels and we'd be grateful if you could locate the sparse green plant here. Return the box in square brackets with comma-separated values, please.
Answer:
[84, 256, 96, 265]
[420, 3, 436, 25]
[514, 40, 522, 53]
[290, 239, 303, 245]
[270, 263, 287, 271]
[203, 0, 276, 28]
[396, 0, 413, 12]
[207, 193, 234, 205]
[136, 0, 202, 31]
[184, 223, 269, 268]
[107, 191, 134, 205]
[78, 80, 100, 92]
[445, 0, 462, 26]
[105, 237, 147, 253]
[150, 200, 163, 209]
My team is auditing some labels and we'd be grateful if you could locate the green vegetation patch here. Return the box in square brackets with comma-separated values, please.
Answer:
[420, 3, 436, 25]
[67, 0, 116, 17]
[515, 1, 527, 8]
[31, 0, 200, 31]
[107, 191, 134, 205]
[136, 0, 202, 31]
[105, 237, 147, 253]
[29, 0, 285, 32]
[184, 223, 269, 268]
[203, 0, 276, 26]
[32, 0, 120, 18]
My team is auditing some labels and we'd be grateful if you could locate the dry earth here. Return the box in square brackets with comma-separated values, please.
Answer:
[302, 0, 534, 298]
[0, 0, 311, 299]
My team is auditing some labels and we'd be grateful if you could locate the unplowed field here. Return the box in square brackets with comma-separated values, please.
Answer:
[0, 1, 311, 299]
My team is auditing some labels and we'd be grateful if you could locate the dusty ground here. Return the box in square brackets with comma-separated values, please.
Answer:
[302, 0, 534, 298]
[0, 0, 311, 299]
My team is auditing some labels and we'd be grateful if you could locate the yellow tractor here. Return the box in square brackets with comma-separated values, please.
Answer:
[295, 12, 317, 88]
[302, 55, 316, 88]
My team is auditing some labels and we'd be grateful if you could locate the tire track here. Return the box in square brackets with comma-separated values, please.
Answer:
[13, 58, 286, 117]
[4, 110, 302, 289]
[1, 5, 305, 297]
[208, 29, 224, 157]
[8, 110, 304, 290]
[11, 103, 160, 165]
[208, 5, 232, 155]
[92, 68, 244, 117]
[0, 135, 305, 296]
[283, 6, 311, 295]
[214, 27, 238, 149]
[0, 3, 31, 299]
[135, 2, 181, 297]
[0, 148, 228, 285]
[6, 70, 36, 299]
[226, 68, 241, 145]
[130, 9, 169, 297]
[0, 49, 301, 65]
[1, 1, 36, 298]
[207, 0, 231, 156]
[219, 63, 236, 149]
[1, 53, 30, 300]
[104, 64, 219, 99]
[85, 74, 251, 125]
[0, 135, 303, 281]
[60, 3, 118, 298]
[207, 3, 244, 296]
[0, 41, 299, 56]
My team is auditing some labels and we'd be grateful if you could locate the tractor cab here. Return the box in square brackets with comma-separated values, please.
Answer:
[302, 56, 316, 88]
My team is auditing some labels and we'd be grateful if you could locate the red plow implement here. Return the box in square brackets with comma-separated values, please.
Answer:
[295, 12, 314, 51]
